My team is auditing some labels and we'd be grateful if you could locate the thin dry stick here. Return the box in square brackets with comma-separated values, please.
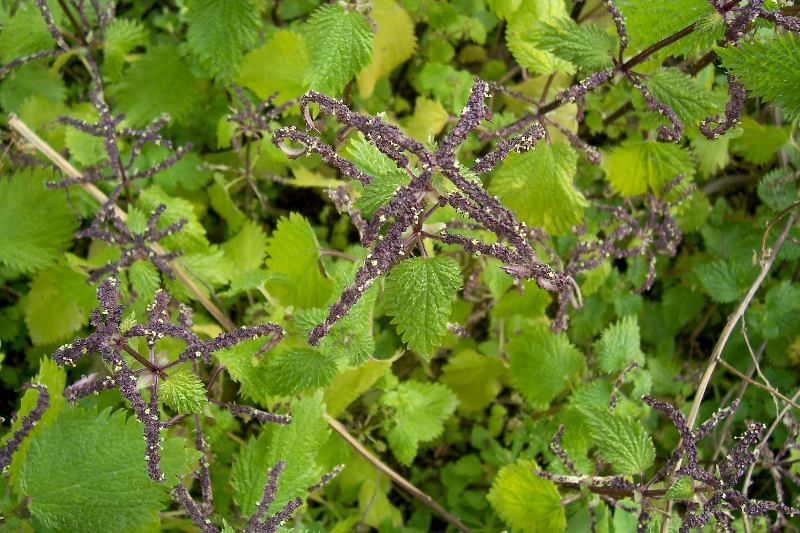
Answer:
[325, 414, 471, 533]
[10, 113, 466, 531]
[715, 358, 800, 411]
[8, 114, 236, 331]
[661, 212, 797, 532]
[686, 213, 797, 430]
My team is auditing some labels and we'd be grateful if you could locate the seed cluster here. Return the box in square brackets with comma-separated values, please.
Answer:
[51, 278, 285, 482]
[0, 385, 50, 472]
[537, 397, 798, 532]
[274, 79, 578, 342]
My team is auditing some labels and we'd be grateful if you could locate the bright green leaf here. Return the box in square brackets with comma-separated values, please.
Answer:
[160, 367, 207, 414]
[231, 392, 329, 517]
[20, 406, 201, 531]
[380, 381, 458, 465]
[265, 347, 337, 396]
[720, 33, 800, 122]
[265, 213, 332, 308]
[304, 5, 373, 95]
[24, 265, 95, 345]
[186, 0, 259, 82]
[0, 168, 78, 274]
[237, 30, 309, 103]
[487, 459, 566, 533]
[507, 325, 584, 410]
[490, 142, 586, 235]
[441, 350, 506, 412]
[594, 315, 645, 374]
[533, 17, 616, 71]
[111, 43, 204, 126]
[357, 0, 416, 98]
[384, 256, 462, 360]
[585, 410, 655, 475]
[603, 140, 695, 197]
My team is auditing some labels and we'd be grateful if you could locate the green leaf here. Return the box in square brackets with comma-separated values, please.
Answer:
[265, 213, 332, 308]
[347, 132, 410, 218]
[694, 259, 757, 304]
[730, 116, 790, 166]
[403, 97, 450, 143]
[486, 0, 523, 19]
[0, 64, 66, 113]
[0, 168, 78, 274]
[160, 367, 207, 414]
[295, 286, 377, 367]
[533, 17, 616, 71]
[719, 33, 800, 122]
[603, 140, 695, 197]
[103, 18, 148, 81]
[490, 142, 586, 236]
[594, 315, 645, 374]
[666, 476, 694, 501]
[487, 459, 566, 533]
[222, 220, 268, 272]
[304, 5, 373, 95]
[186, 0, 260, 82]
[758, 169, 798, 212]
[111, 43, 204, 126]
[647, 68, 725, 127]
[215, 339, 273, 404]
[383, 256, 462, 360]
[265, 347, 338, 396]
[0, 3, 53, 63]
[380, 381, 458, 465]
[128, 260, 161, 305]
[24, 265, 96, 345]
[416, 63, 475, 115]
[585, 410, 655, 475]
[617, 0, 716, 58]
[505, 1, 574, 76]
[64, 108, 106, 167]
[149, 149, 213, 193]
[440, 350, 506, 412]
[169, 247, 234, 301]
[237, 30, 309, 103]
[20, 406, 201, 532]
[208, 177, 247, 233]
[231, 392, 329, 517]
[323, 358, 393, 417]
[748, 281, 800, 339]
[507, 325, 584, 410]
[690, 131, 735, 178]
[356, 0, 416, 98]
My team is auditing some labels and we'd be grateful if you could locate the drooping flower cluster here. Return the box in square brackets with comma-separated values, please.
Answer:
[172, 458, 342, 533]
[52, 278, 285, 481]
[212, 86, 301, 211]
[642, 396, 798, 532]
[76, 204, 186, 282]
[566, 175, 690, 293]
[274, 79, 578, 342]
[12, 2, 192, 207]
[536, 397, 799, 532]
[0, 2, 195, 283]
[0, 384, 49, 472]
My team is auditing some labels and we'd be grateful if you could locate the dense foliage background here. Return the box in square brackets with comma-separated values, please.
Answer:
[1, 0, 800, 531]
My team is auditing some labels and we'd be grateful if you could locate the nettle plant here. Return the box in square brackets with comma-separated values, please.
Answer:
[1, 0, 800, 531]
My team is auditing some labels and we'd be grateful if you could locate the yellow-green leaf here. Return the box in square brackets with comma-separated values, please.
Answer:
[356, 0, 416, 98]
